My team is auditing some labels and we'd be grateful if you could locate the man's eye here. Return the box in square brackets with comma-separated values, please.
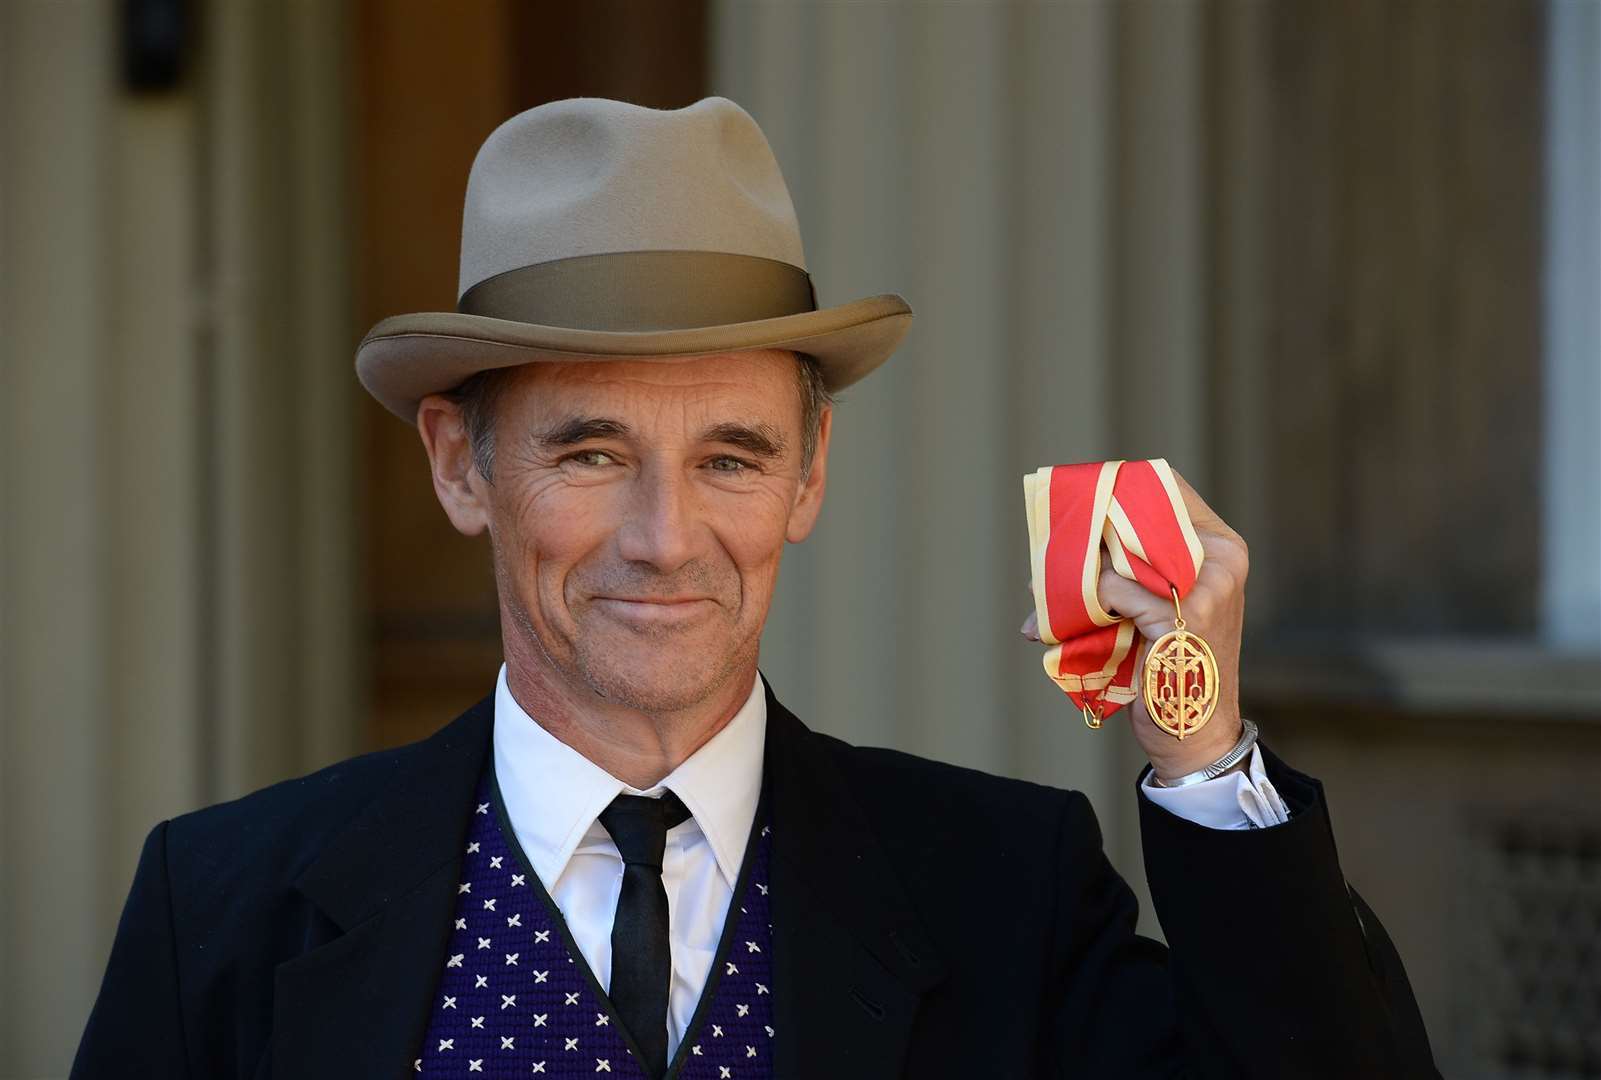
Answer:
[708, 456, 754, 473]
[564, 450, 615, 467]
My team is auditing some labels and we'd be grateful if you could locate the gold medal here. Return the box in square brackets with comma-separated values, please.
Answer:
[1141, 585, 1218, 739]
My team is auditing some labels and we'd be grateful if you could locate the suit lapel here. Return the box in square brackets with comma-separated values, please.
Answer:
[270, 694, 494, 1079]
[763, 683, 947, 1079]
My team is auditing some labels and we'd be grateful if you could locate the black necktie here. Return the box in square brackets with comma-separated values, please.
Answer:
[598, 790, 692, 1079]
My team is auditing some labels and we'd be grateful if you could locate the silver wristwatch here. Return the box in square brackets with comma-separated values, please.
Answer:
[1148, 717, 1260, 788]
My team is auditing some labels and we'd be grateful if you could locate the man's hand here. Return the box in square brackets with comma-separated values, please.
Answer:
[1021, 469, 1249, 781]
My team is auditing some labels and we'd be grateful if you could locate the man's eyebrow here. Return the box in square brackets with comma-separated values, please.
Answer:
[533, 416, 632, 448]
[701, 421, 788, 459]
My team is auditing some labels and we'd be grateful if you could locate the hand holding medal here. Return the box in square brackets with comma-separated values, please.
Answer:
[1020, 459, 1250, 781]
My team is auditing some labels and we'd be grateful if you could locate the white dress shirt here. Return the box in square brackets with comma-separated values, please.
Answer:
[491, 663, 1289, 1058]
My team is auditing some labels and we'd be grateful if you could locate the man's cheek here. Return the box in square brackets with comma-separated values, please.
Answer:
[715, 495, 791, 558]
[506, 493, 614, 570]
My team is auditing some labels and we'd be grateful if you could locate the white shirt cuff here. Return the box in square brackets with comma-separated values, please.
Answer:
[1140, 744, 1291, 830]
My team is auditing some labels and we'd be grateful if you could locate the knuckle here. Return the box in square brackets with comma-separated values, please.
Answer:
[1232, 529, 1250, 559]
[1231, 535, 1250, 580]
[1208, 531, 1248, 575]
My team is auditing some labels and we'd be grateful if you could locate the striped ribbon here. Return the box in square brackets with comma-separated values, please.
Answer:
[1023, 459, 1205, 724]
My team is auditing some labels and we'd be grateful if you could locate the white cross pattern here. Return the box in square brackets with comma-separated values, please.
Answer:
[432, 782, 778, 1074]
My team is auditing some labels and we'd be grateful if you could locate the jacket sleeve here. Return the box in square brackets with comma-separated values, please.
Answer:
[71, 819, 192, 1079]
[1050, 744, 1441, 1079]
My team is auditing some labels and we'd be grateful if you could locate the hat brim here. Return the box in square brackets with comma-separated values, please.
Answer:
[355, 293, 913, 424]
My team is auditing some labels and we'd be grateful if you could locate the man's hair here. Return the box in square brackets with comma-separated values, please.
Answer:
[445, 351, 833, 485]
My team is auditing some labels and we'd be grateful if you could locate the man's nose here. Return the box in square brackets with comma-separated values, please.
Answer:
[615, 464, 701, 572]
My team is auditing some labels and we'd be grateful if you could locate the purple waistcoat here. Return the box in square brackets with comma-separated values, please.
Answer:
[412, 765, 775, 1078]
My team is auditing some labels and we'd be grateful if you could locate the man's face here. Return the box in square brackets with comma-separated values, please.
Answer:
[420, 349, 830, 714]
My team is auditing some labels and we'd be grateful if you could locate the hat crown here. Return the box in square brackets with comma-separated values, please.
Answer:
[459, 96, 808, 301]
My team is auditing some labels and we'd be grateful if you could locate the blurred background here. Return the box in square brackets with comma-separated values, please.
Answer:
[2, 0, 1598, 1076]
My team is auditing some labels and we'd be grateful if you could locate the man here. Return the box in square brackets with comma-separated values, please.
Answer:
[72, 96, 1439, 1078]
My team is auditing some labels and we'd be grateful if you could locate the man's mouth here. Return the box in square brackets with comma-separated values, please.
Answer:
[591, 596, 717, 625]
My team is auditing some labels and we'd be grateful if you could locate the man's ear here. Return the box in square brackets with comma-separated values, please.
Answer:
[416, 393, 491, 537]
[786, 404, 832, 543]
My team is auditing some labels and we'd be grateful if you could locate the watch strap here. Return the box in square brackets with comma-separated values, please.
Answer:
[1149, 717, 1260, 788]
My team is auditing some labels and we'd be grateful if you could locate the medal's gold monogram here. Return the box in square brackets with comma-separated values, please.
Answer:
[1141, 585, 1218, 739]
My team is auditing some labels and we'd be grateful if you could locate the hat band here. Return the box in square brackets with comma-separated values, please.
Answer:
[457, 250, 818, 331]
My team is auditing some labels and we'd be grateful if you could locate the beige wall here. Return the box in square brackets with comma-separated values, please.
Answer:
[0, 1, 359, 1074]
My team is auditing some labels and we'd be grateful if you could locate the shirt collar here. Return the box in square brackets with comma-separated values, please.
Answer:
[491, 662, 766, 890]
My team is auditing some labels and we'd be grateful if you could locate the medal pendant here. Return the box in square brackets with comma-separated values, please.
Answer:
[1141, 586, 1219, 740]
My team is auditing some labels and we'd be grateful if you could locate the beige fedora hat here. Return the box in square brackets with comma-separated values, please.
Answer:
[355, 95, 913, 423]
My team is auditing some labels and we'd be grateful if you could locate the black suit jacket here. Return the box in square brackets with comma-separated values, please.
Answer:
[72, 679, 1440, 1078]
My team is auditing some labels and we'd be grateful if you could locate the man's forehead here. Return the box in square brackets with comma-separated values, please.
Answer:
[505, 350, 802, 414]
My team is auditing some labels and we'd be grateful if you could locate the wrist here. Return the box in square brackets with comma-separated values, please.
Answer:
[1149, 717, 1258, 787]
[1146, 714, 1241, 779]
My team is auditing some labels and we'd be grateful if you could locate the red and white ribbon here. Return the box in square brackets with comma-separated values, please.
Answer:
[1023, 459, 1205, 722]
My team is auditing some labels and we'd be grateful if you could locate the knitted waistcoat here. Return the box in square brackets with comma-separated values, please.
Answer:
[413, 766, 775, 1078]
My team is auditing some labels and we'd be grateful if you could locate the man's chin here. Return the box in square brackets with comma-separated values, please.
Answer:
[573, 646, 745, 714]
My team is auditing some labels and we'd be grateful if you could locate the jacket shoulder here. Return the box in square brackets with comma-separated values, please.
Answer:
[813, 729, 1083, 844]
[162, 696, 491, 905]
